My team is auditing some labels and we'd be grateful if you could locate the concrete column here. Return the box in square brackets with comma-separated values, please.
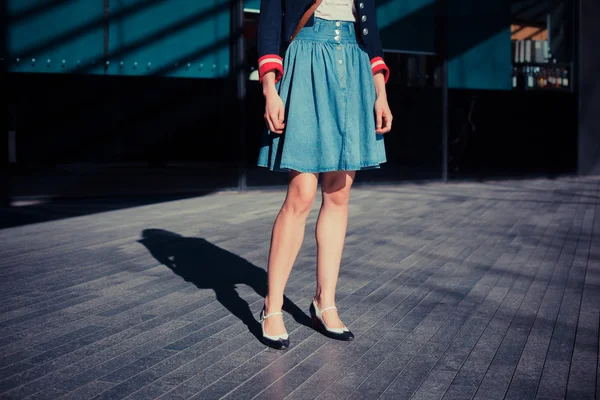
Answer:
[577, 0, 600, 175]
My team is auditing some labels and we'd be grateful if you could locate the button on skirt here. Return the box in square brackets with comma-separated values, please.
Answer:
[257, 17, 387, 173]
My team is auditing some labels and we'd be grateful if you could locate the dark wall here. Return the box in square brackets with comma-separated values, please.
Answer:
[447, 89, 577, 178]
[7, 73, 239, 166]
[577, 0, 600, 175]
[6, 71, 578, 186]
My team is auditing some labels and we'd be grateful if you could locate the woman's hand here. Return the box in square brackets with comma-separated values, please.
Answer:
[374, 95, 392, 134]
[262, 71, 285, 134]
[264, 90, 285, 134]
[373, 71, 392, 134]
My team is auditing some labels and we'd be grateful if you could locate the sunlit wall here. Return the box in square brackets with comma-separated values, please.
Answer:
[4, 0, 231, 78]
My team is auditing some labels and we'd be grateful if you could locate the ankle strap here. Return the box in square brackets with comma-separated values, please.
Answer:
[320, 306, 337, 313]
[263, 311, 283, 319]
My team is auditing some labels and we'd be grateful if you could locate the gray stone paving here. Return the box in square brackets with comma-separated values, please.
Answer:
[0, 176, 598, 400]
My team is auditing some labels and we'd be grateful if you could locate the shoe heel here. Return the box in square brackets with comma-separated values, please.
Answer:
[312, 315, 323, 330]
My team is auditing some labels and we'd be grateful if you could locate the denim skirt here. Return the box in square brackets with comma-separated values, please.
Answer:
[257, 17, 387, 173]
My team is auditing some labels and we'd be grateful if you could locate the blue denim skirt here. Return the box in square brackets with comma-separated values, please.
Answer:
[257, 17, 387, 173]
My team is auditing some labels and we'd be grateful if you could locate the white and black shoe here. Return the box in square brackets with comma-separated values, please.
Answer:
[309, 299, 354, 341]
[259, 309, 290, 350]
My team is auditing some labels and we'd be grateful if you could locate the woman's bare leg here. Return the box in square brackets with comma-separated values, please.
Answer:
[314, 170, 355, 328]
[263, 170, 318, 336]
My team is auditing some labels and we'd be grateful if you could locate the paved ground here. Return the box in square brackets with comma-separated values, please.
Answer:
[0, 176, 598, 400]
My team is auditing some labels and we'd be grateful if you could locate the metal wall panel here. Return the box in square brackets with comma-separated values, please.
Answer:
[5, 0, 231, 78]
[376, 0, 436, 54]
[5, 0, 106, 74]
[244, 0, 261, 11]
[106, 0, 231, 78]
[447, 0, 512, 90]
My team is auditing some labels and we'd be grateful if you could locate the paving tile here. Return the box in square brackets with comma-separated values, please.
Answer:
[0, 177, 597, 399]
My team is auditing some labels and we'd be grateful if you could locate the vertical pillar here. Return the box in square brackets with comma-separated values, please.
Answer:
[232, 0, 247, 191]
[436, 0, 449, 182]
[549, 0, 575, 63]
[577, 0, 600, 175]
[2, 104, 15, 207]
[1, 0, 9, 206]
[104, 0, 110, 74]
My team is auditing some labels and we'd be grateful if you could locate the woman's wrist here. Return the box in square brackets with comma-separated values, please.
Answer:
[376, 90, 387, 100]
[263, 85, 278, 98]
[262, 71, 278, 97]
[373, 72, 387, 99]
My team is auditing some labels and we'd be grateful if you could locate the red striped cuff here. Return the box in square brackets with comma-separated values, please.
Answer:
[258, 54, 284, 83]
[371, 57, 390, 84]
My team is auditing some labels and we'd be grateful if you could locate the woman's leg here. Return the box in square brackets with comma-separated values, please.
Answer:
[314, 170, 355, 328]
[263, 170, 319, 336]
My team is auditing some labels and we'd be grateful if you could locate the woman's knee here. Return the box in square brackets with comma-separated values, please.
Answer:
[323, 188, 351, 207]
[284, 188, 316, 215]
[283, 172, 318, 215]
[322, 172, 354, 206]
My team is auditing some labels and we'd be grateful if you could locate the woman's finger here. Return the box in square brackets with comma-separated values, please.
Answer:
[375, 111, 392, 134]
[265, 113, 278, 133]
[267, 110, 284, 133]
[270, 111, 284, 132]
[383, 114, 393, 133]
[376, 109, 383, 130]
[278, 105, 286, 126]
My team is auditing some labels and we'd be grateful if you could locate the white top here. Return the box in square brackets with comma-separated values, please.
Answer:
[314, 0, 357, 22]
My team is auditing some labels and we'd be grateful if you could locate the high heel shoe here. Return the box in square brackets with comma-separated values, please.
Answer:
[309, 299, 354, 341]
[259, 308, 290, 350]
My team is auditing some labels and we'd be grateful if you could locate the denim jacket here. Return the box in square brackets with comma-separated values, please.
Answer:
[257, 0, 390, 84]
